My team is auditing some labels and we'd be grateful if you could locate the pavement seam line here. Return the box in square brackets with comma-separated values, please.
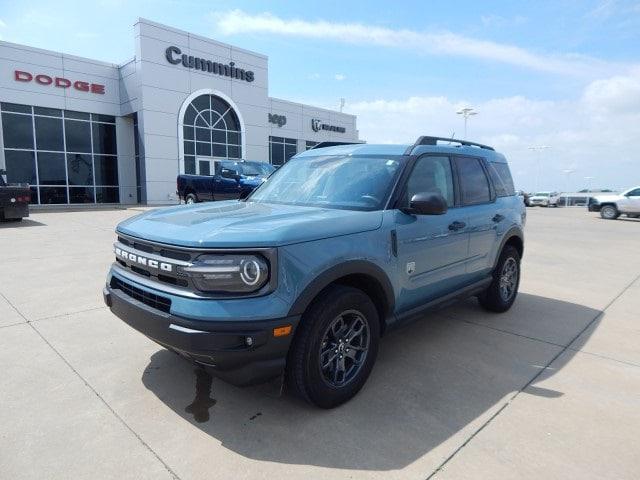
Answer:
[453, 316, 566, 349]
[426, 271, 640, 480]
[27, 321, 182, 480]
[1, 289, 180, 480]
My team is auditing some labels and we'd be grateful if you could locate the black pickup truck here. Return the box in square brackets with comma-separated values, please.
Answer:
[177, 160, 275, 204]
[0, 170, 31, 222]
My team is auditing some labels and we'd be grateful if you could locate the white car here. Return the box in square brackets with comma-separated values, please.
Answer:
[589, 186, 640, 220]
[528, 191, 559, 207]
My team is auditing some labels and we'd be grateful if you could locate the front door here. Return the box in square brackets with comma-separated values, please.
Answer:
[394, 155, 470, 313]
[619, 187, 640, 213]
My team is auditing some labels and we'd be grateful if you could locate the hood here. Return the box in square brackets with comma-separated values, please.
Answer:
[116, 201, 383, 248]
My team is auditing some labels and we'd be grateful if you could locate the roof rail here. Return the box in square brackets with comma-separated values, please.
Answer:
[406, 136, 495, 154]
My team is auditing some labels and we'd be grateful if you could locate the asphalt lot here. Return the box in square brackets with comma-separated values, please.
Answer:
[1, 206, 639, 479]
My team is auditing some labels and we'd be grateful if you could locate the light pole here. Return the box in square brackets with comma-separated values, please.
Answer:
[562, 169, 575, 207]
[527, 145, 551, 192]
[456, 107, 477, 139]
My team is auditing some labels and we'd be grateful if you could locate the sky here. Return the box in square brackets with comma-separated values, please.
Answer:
[0, 0, 639, 191]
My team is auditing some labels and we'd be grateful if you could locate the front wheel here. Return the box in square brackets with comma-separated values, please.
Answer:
[287, 285, 380, 408]
[479, 245, 521, 313]
[185, 193, 198, 205]
[600, 205, 619, 220]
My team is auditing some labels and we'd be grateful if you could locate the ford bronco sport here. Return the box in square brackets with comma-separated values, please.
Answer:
[104, 136, 525, 408]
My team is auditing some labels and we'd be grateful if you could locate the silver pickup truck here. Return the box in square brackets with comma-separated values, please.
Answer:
[588, 186, 640, 220]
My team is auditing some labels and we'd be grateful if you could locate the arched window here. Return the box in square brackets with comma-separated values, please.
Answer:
[182, 94, 242, 174]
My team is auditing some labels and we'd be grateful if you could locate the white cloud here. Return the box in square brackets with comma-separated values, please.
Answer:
[334, 73, 346, 81]
[213, 10, 627, 77]
[325, 70, 640, 192]
[480, 14, 527, 27]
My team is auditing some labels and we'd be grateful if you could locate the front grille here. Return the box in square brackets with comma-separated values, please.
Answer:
[111, 277, 171, 313]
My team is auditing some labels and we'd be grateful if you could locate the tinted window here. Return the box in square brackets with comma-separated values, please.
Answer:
[67, 153, 93, 185]
[406, 156, 454, 207]
[184, 156, 196, 174]
[94, 155, 118, 185]
[65, 120, 91, 153]
[96, 187, 119, 203]
[39, 186, 67, 204]
[488, 162, 515, 196]
[37, 152, 66, 185]
[70, 186, 95, 203]
[92, 123, 117, 154]
[1, 103, 31, 114]
[2, 113, 34, 149]
[198, 160, 210, 176]
[35, 116, 64, 151]
[627, 188, 640, 197]
[4, 150, 36, 184]
[34, 107, 62, 117]
[64, 110, 90, 120]
[455, 157, 491, 204]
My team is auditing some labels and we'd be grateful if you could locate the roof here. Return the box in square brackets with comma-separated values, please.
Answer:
[295, 142, 508, 162]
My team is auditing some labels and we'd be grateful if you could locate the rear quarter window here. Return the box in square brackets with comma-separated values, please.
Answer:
[488, 162, 516, 197]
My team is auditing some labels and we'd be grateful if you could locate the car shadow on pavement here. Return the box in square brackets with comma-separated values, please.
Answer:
[141, 292, 600, 471]
[0, 218, 46, 228]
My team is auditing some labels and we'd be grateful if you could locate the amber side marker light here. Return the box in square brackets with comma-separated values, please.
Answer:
[273, 325, 292, 337]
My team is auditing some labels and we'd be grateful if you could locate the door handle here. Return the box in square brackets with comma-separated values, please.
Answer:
[492, 214, 505, 223]
[448, 221, 466, 231]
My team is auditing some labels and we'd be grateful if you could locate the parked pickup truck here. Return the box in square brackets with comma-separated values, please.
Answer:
[0, 170, 30, 222]
[588, 186, 640, 219]
[177, 160, 275, 204]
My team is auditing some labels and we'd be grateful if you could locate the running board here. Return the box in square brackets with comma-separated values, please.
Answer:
[389, 277, 492, 330]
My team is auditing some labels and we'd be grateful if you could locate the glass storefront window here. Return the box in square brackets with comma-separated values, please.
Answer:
[182, 94, 242, 169]
[0, 103, 119, 204]
[269, 136, 298, 166]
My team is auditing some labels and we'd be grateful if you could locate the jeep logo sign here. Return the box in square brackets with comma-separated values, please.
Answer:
[311, 118, 346, 133]
[268, 113, 287, 127]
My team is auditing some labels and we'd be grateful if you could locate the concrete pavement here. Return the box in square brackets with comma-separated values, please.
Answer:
[0, 207, 639, 479]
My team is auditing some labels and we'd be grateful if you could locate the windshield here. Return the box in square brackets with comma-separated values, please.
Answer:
[219, 161, 275, 177]
[534, 192, 550, 197]
[248, 155, 405, 211]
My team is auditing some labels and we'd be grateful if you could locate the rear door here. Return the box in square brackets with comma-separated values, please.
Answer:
[394, 155, 470, 312]
[453, 156, 499, 279]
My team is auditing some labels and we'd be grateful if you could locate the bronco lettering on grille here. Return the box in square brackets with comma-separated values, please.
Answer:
[114, 247, 173, 272]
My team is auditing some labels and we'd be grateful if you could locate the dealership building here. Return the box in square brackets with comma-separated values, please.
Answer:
[0, 18, 360, 205]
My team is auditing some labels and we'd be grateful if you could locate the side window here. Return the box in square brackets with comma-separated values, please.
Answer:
[455, 157, 491, 205]
[626, 188, 640, 197]
[487, 162, 515, 197]
[406, 156, 454, 207]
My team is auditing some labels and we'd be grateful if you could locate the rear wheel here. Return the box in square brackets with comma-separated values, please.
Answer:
[185, 193, 198, 205]
[479, 245, 521, 313]
[600, 205, 619, 220]
[287, 285, 380, 408]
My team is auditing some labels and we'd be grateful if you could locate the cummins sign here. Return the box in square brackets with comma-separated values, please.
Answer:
[165, 46, 255, 82]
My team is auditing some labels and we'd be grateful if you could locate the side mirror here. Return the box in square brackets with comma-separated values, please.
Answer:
[404, 192, 448, 215]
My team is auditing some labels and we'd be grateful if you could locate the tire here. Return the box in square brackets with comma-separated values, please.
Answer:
[185, 193, 198, 205]
[286, 284, 380, 408]
[600, 205, 619, 220]
[478, 245, 521, 313]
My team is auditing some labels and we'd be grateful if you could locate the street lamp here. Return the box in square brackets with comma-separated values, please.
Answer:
[527, 145, 551, 192]
[456, 107, 477, 139]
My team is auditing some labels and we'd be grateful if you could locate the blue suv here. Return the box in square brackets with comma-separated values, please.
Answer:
[103, 136, 525, 408]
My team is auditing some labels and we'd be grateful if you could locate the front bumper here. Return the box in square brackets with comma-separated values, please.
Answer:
[103, 284, 299, 386]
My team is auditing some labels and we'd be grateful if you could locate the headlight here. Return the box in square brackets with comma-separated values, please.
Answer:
[181, 254, 269, 293]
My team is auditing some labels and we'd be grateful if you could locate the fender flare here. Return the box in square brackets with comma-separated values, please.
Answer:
[287, 260, 395, 318]
[494, 226, 524, 269]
